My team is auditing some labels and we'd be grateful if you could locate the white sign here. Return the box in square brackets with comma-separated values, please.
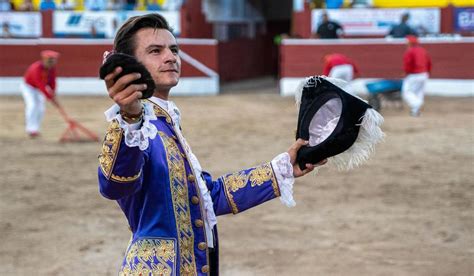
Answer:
[312, 8, 440, 36]
[293, 0, 304, 12]
[53, 11, 180, 39]
[0, 12, 42, 38]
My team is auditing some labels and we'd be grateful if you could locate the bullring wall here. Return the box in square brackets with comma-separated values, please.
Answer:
[279, 38, 474, 96]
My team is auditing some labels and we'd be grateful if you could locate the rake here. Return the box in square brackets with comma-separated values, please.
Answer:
[51, 99, 99, 142]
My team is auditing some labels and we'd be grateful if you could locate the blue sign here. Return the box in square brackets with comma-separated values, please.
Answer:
[454, 8, 474, 32]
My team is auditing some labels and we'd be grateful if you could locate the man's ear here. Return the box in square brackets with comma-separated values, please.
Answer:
[99, 53, 156, 99]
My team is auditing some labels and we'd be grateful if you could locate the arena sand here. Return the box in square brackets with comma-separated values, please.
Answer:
[0, 93, 473, 275]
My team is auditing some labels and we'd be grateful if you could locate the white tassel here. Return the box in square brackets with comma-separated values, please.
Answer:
[294, 77, 308, 107]
[323, 76, 349, 91]
[323, 76, 368, 103]
[328, 108, 385, 170]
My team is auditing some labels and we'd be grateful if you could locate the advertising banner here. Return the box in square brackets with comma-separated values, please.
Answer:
[311, 8, 440, 36]
[454, 8, 474, 32]
[0, 12, 42, 38]
[53, 11, 180, 38]
[373, 0, 474, 8]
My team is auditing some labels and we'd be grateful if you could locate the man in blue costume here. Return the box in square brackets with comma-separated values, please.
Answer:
[98, 13, 324, 276]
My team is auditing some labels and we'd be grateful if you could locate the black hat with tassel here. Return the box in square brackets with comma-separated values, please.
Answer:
[295, 76, 384, 170]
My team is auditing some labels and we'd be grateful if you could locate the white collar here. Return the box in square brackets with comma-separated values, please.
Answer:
[148, 96, 181, 126]
[148, 96, 169, 111]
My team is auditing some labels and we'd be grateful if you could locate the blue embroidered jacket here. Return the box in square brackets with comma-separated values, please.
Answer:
[98, 102, 281, 276]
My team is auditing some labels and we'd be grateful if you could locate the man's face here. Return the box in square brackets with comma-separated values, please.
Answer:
[133, 28, 181, 93]
[42, 57, 57, 68]
[322, 14, 329, 23]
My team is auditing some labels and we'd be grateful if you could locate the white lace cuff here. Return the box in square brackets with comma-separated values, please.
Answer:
[271, 152, 295, 207]
[104, 102, 158, 151]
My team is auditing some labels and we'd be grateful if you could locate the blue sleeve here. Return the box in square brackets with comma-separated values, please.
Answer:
[98, 120, 147, 200]
[202, 162, 281, 216]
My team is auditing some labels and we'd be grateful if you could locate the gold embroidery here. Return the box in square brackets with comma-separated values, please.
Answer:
[148, 100, 173, 124]
[159, 131, 197, 275]
[132, 263, 150, 276]
[226, 173, 247, 192]
[269, 164, 281, 197]
[98, 119, 123, 179]
[249, 164, 273, 187]
[221, 172, 247, 214]
[120, 266, 131, 276]
[176, 186, 187, 206]
[152, 263, 170, 275]
[222, 163, 279, 214]
[111, 171, 142, 183]
[119, 238, 176, 276]
[181, 263, 195, 276]
[223, 188, 238, 214]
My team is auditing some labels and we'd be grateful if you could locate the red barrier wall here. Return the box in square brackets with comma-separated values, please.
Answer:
[0, 39, 218, 78]
[0, 37, 274, 82]
[217, 35, 277, 82]
[291, 2, 312, 38]
[42, 10, 54, 38]
[280, 39, 474, 79]
[180, 0, 213, 38]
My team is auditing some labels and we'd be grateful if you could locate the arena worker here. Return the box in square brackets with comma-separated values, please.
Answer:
[97, 13, 325, 276]
[387, 13, 418, 38]
[314, 12, 344, 39]
[21, 50, 60, 138]
[322, 53, 359, 94]
[402, 35, 432, 117]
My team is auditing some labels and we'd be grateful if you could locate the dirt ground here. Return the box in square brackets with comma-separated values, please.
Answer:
[0, 91, 473, 276]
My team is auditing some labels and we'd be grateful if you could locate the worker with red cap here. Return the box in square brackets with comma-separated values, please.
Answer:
[21, 50, 60, 137]
[322, 53, 359, 94]
[402, 35, 432, 117]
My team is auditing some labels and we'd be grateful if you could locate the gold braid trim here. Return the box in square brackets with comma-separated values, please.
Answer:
[221, 172, 245, 214]
[158, 131, 197, 275]
[221, 162, 278, 214]
[98, 120, 123, 179]
[111, 171, 142, 183]
[269, 163, 281, 197]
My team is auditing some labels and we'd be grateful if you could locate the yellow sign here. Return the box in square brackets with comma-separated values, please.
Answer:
[373, 0, 474, 8]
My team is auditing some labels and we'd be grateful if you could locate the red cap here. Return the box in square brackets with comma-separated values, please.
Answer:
[41, 50, 60, 58]
[406, 35, 419, 45]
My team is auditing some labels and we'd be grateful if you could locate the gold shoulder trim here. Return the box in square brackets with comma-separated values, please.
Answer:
[98, 119, 123, 179]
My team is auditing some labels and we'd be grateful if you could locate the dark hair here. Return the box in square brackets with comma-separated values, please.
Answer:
[114, 13, 173, 56]
[402, 13, 410, 22]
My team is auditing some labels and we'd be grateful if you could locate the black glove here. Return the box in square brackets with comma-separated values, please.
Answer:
[99, 52, 156, 99]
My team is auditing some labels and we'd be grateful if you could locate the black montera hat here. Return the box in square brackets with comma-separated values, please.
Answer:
[295, 76, 384, 170]
[99, 52, 156, 99]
